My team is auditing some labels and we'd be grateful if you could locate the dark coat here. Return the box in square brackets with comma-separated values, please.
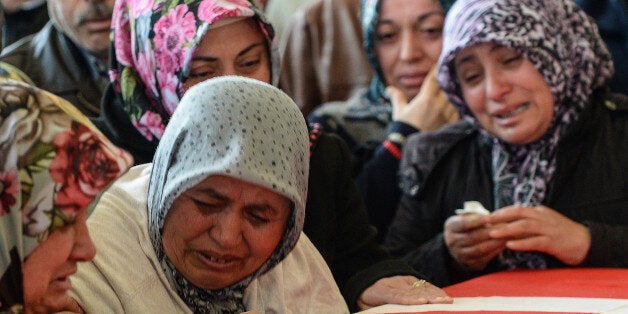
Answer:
[0, 22, 104, 117]
[385, 91, 628, 287]
[305, 130, 419, 311]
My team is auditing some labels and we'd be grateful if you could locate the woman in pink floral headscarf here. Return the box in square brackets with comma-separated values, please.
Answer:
[93, 0, 278, 164]
[0, 63, 133, 313]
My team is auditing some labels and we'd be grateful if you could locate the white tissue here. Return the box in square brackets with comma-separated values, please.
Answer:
[455, 201, 490, 215]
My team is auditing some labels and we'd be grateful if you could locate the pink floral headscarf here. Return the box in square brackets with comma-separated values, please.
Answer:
[109, 0, 277, 144]
[0, 64, 133, 311]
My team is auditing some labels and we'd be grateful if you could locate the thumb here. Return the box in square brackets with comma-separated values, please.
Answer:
[386, 86, 408, 119]
[386, 86, 408, 108]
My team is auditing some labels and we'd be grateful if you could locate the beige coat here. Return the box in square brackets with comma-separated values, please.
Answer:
[69, 165, 349, 313]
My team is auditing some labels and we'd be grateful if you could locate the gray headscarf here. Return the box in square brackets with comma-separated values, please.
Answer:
[436, 0, 613, 269]
[146, 76, 309, 313]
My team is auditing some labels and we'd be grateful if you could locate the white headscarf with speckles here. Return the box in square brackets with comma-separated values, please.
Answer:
[147, 76, 309, 313]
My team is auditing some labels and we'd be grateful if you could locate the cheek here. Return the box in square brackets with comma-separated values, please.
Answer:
[162, 202, 194, 259]
[247, 223, 285, 259]
[424, 41, 443, 63]
[23, 232, 75, 303]
[461, 87, 486, 116]
[252, 69, 271, 85]
[258, 59, 272, 83]
[537, 93, 555, 131]
[375, 46, 397, 79]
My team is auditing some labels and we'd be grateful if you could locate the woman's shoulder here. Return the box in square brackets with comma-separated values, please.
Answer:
[403, 120, 478, 165]
[73, 164, 186, 312]
[605, 92, 628, 114]
[582, 91, 628, 138]
[244, 233, 349, 313]
[89, 164, 152, 224]
[308, 124, 355, 171]
[400, 120, 479, 197]
[308, 88, 375, 120]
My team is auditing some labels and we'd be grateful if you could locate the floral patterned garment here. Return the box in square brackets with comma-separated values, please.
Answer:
[109, 0, 276, 145]
[0, 63, 133, 312]
[436, 0, 613, 269]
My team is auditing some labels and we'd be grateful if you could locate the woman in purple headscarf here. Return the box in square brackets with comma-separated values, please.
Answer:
[385, 0, 627, 287]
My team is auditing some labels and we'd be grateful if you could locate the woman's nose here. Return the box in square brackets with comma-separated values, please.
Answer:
[70, 221, 96, 262]
[485, 69, 511, 101]
[210, 211, 244, 248]
[399, 31, 423, 62]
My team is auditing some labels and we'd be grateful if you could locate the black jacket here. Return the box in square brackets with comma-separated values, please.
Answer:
[306, 130, 418, 311]
[385, 91, 628, 287]
[0, 22, 105, 117]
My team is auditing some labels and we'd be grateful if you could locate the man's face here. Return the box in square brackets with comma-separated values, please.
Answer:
[48, 0, 115, 59]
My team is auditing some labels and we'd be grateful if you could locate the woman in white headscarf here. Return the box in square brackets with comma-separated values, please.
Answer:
[90, 0, 451, 311]
[70, 76, 348, 313]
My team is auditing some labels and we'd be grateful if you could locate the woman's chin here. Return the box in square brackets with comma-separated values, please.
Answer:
[26, 293, 71, 314]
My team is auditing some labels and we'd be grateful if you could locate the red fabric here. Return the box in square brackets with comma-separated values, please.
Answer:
[443, 268, 628, 299]
[383, 140, 402, 160]
[392, 312, 593, 314]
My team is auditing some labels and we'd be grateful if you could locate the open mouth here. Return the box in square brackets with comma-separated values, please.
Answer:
[196, 251, 239, 269]
[204, 253, 229, 264]
[496, 102, 530, 119]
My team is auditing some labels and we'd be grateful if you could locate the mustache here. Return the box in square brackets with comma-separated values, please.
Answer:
[74, 4, 114, 26]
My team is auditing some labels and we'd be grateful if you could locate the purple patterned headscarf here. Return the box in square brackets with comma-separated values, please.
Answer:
[436, 0, 613, 268]
[109, 0, 277, 144]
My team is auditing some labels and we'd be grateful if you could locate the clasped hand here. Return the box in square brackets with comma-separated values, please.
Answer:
[444, 205, 591, 270]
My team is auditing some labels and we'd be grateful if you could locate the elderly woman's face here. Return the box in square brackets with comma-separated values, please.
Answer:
[162, 175, 291, 290]
[374, 0, 444, 100]
[22, 208, 96, 312]
[184, 18, 271, 89]
[455, 43, 555, 144]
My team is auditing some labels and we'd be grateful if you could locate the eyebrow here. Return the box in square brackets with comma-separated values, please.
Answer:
[455, 53, 474, 68]
[456, 43, 505, 67]
[377, 10, 445, 26]
[197, 188, 230, 201]
[196, 186, 281, 215]
[247, 203, 281, 217]
[191, 43, 265, 62]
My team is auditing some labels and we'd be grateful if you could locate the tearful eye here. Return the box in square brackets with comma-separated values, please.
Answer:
[241, 59, 260, 67]
[188, 71, 210, 79]
[375, 32, 396, 43]
[246, 211, 271, 225]
[419, 26, 443, 39]
[192, 199, 222, 214]
[502, 55, 523, 67]
[459, 68, 483, 86]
